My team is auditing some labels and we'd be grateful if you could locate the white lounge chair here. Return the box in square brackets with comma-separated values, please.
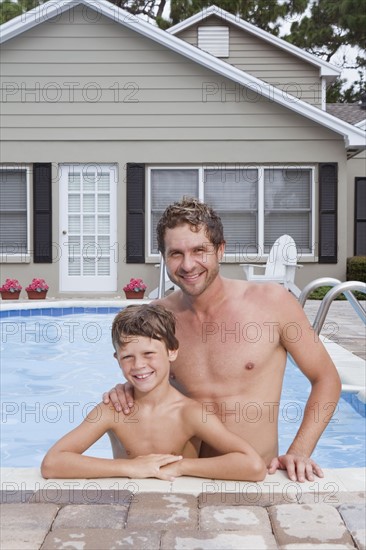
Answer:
[148, 256, 179, 299]
[241, 234, 302, 297]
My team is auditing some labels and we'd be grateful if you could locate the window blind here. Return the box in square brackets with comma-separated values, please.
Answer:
[0, 169, 27, 254]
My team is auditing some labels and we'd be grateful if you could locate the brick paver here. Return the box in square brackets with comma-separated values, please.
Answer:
[200, 504, 271, 531]
[269, 503, 356, 548]
[299, 490, 366, 506]
[161, 529, 278, 549]
[0, 503, 59, 550]
[41, 529, 161, 550]
[127, 492, 198, 529]
[198, 488, 297, 508]
[52, 504, 129, 529]
[339, 503, 366, 550]
[30, 488, 132, 505]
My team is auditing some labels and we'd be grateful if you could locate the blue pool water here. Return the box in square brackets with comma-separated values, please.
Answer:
[1, 311, 365, 468]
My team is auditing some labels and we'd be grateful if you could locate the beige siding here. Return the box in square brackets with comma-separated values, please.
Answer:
[175, 16, 322, 108]
[1, 8, 327, 141]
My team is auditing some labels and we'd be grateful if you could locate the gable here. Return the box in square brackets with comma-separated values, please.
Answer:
[175, 15, 322, 108]
[168, 5, 341, 81]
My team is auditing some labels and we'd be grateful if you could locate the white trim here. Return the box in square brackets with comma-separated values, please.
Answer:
[355, 119, 366, 130]
[147, 165, 316, 262]
[0, 0, 364, 148]
[168, 5, 341, 80]
[321, 78, 327, 111]
[0, 165, 31, 263]
[257, 168, 264, 251]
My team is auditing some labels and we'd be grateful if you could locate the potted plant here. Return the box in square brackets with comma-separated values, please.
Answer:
[0, 278, 22, 300]
[123, 278, 147, 299]
[25, 278, 49, 300]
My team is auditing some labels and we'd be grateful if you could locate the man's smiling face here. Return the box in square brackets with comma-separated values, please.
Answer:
[164, 223, 224, 297]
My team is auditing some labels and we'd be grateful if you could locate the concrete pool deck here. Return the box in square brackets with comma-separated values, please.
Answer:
[1, 299, 365, 549]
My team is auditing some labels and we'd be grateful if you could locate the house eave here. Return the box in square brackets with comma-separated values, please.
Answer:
[0, 0, 360, 148]
[355, 119, 366, 130]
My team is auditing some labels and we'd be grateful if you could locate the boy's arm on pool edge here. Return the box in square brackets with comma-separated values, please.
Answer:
[41, 403, 181, 480]
[161, 404, 267, 481]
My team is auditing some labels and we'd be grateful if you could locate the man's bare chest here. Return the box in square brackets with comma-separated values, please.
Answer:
[171, 323, 281, 384]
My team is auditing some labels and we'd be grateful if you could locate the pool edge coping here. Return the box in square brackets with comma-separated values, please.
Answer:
[1, 467, 365, 495]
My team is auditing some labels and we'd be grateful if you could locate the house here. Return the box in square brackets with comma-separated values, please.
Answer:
[0, 0, 365, 297]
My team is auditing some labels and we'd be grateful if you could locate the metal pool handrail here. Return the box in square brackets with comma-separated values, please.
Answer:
[312, 281, 366, 335]
[299, 277, 365, 326]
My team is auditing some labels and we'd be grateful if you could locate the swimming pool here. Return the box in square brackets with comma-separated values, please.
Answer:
[1, 308, 365, 468]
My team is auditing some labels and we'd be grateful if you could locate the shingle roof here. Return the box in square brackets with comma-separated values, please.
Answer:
[326, 103, 366, 125]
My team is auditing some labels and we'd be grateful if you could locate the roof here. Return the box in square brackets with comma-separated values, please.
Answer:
[0, 0, 365, 149]
[168, 5, 341, 82]
[326, 103, 366, 126]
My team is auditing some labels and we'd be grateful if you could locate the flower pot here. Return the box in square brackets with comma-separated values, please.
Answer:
[26, 290, 48, 300]
[124, 290, 145, 299]
[0, 291, 21, 300]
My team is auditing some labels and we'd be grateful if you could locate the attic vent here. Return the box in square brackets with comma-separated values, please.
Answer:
[198, 26, 229, 57]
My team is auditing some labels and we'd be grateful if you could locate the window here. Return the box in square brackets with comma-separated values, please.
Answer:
[148, 166, 314, 259]
[0, 167, 30, 258]
[263, 168, 312, 254]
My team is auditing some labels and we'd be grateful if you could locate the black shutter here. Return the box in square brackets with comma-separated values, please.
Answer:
[126, 163, 145, 263]
[354, 177, 366, 255]
[318, 163, 338, 264]
[33, 163, 52, 263]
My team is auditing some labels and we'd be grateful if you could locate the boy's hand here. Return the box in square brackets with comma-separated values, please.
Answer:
[160, 459, 184, 478]
[102, 383, 135, 414]
[126, 454, 183, 480]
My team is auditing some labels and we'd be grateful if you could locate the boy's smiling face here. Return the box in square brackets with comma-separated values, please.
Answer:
[114, 335, 178, 392]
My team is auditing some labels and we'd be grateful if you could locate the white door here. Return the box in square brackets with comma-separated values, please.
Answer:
[59, 164, 117, 292]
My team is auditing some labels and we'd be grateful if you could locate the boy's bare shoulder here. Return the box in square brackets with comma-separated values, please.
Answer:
[177, 394, 205, 424]
[90, 401, 122, 425]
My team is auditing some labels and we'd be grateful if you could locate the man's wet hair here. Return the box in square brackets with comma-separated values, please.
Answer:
[157, 197, 225, 255]
[112, 303, 179, 351]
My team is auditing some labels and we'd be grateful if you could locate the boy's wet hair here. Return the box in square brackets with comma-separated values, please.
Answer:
[157, 197, 225, 255]
[112, 304, 179, 351]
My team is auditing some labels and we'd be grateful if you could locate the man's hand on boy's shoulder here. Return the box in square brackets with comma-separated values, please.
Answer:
[103, 382, 135, 413]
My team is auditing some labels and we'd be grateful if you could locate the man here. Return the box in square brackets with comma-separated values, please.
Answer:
[104, 198, 341, 482]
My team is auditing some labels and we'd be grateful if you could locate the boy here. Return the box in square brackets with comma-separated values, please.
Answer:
[41, 304, 266, 481]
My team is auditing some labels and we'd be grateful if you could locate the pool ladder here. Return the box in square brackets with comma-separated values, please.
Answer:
[298, 278, 366, 394]
[299, 278, 366, 334]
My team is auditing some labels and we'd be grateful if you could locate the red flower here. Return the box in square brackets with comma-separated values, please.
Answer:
[123, 278, 147, 292]
[0, 278, 22, 292]
[25, 278, 49, 292]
